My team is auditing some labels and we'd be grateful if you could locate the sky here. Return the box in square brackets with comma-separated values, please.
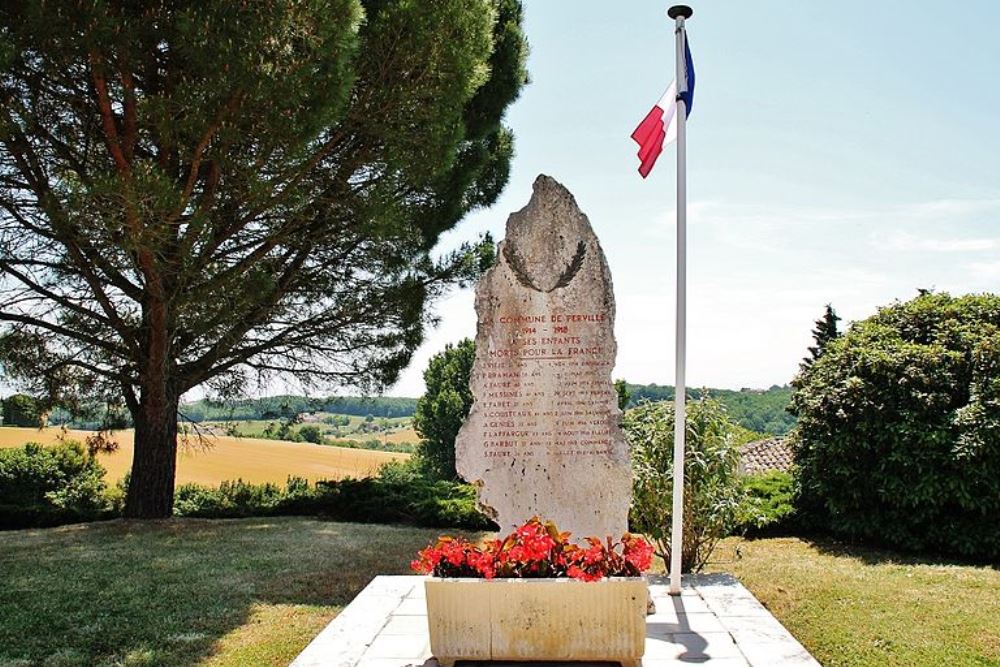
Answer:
[386, 0, 1000, 397]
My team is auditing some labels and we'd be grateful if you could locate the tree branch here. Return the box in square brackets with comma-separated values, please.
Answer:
[88, 50, 130, 175]
[0, 259, 117, 329]
[0, 312, 127, 358]
[171, 90, 244, 227]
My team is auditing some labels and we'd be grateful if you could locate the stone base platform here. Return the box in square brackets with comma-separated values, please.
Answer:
[291, 574, 819, 667]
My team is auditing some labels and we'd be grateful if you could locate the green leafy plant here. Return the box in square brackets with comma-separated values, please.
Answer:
[0, 440, 112, 528]
[170, 465, 494, 531]
[625, 398, 745, 572]
[297, 425, 325, 445]
[735, 470, 798, 534]
[1, 394, 42, 427]
[413, 339, 476, 480]
[791, 292, 1000, 559]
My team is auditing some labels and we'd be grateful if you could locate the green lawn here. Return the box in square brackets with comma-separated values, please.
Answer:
[1, 521, 996, 667]
[705, 537, 1000, 667]
[0, 518, 465, 666]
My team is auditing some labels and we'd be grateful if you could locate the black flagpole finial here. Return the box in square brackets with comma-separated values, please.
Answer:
[668, 5, 693, 20]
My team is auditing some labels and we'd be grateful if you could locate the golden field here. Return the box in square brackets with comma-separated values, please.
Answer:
[0, 427, 408, 486]
[377, 427, 419, 444]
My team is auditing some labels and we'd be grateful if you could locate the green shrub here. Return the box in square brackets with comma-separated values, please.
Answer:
[413, 339, 475, 480]
[625, 398, 745, 572]
[174, 479, 287, 518]
[735, 470, 798, 535]
[2, 393, 42, 427]
[297, 425, 324, 444]
[376, 457, 424, 483]
[325, 437, 416, 454]
[791, 292, 1000, 560]
[0, 440, 111, 528]
[171, 466, 494, 530]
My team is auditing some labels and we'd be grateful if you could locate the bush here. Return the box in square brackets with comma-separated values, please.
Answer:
[171, 464, 494, 531]
[0, 441, 490, 530]
[0, 440, 112, 528]
[734, 470, 798, 535]
[297, 424, 324, 444]
[2, 393, 42, 427]
[174, 479, 288, 517]
[317, 476, 492, 530]
[413, 339, 475, 480]
[625, 398, 745, 572]
[791, 292, 1000, 560]
[326, 437, 416, 454]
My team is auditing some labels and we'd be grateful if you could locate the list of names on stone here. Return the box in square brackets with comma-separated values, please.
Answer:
[480, 311, 614, 459]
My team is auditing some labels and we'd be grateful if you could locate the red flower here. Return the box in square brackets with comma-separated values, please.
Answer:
[411, 519, 656, 580]
[622, 534, 654, 572]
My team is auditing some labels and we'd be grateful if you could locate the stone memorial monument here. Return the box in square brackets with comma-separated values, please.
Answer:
[456, 174, 632, 540]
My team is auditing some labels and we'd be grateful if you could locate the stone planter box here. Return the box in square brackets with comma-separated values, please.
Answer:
[425, 577, 647, 667]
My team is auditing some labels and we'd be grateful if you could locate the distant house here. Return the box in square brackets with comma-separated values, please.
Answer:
[739, 437, 794, 475]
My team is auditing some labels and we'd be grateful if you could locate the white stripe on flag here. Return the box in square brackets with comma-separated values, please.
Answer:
[658, 81, 679, 146]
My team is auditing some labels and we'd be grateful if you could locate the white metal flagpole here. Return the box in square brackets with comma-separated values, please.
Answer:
[667, 3, 692, 596]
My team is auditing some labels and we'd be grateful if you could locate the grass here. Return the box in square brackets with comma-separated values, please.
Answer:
[0, 517, 466, 666]
[704, 536, 1000, 667]
[0, 427, 408, 486]
[1, 521, 995, 667]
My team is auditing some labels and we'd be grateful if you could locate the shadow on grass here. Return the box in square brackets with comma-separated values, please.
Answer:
[781, 533, 997, 570]
[0, 517, 457, 667]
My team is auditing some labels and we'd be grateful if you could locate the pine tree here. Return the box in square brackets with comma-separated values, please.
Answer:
[0, 0, 527, 517]
[803, 304, 841, 367]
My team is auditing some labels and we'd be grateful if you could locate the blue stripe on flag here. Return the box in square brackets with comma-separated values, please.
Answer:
[679, 34, 695, 116]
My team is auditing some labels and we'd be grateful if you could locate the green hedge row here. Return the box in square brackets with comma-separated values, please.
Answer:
[173, 474, 494, 530]
[0, 443, 493, 531]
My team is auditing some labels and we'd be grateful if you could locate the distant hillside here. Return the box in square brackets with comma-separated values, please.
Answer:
[47, 385, 793, 436]
[625, 383, 795, 436]
[180, 395, 418, 422]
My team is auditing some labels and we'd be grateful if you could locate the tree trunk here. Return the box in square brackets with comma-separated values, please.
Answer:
[124, 280, 177, 518]
[124, 380, 179, 519]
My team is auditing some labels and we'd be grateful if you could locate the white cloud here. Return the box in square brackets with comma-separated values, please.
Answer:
[899, 198, 1000, 219]
[967, 261, 1000, 281]
[886, 233, 1000, 252]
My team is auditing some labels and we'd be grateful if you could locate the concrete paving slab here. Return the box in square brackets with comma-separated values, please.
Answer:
[291, 575, 821, 667]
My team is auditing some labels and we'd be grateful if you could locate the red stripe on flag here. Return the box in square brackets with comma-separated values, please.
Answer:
[631, 106, 663, 146]
[632, 105, 666, 179]
[638, 126, 664, 162]
[638, 127, 665, 178]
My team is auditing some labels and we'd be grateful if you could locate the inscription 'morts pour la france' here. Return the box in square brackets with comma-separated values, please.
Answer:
[455, 174, 632, 540]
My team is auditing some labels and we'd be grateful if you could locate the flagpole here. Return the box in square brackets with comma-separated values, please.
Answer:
[667, 3, 692, 596]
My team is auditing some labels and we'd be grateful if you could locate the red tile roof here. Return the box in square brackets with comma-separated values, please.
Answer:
[740, 437, 795, 474]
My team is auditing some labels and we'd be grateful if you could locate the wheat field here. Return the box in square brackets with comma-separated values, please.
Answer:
[0, 427, 408, 486]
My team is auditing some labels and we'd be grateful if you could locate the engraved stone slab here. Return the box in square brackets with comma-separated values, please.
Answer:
[455, 174, 631, 540]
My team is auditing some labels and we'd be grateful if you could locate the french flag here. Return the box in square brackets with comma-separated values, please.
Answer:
[631, 32, 695, 178]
